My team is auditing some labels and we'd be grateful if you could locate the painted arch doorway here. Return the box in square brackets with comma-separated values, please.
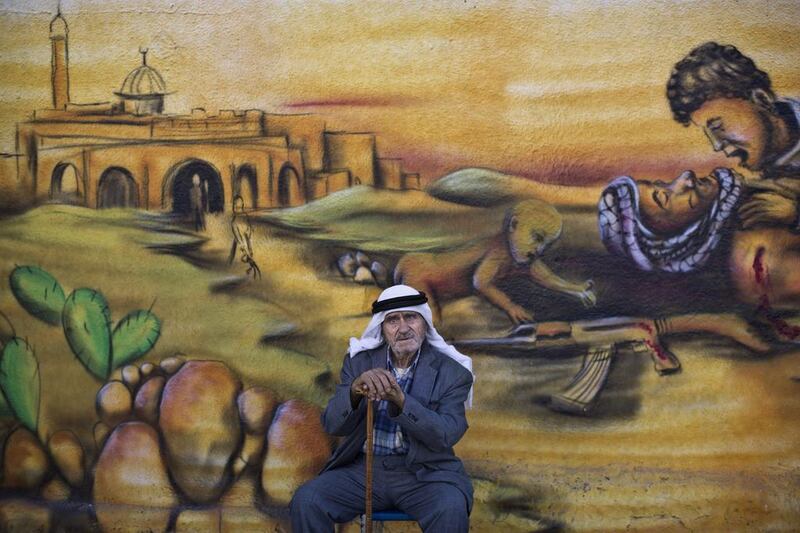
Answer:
[277, 165, 302, 207]
[50, 163, 83, 205]
[166, 160, 224, 214]
[234, 165, 258, 209]
[97, 167, 139, 208]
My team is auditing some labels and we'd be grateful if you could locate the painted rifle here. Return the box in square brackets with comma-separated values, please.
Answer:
[454, 317, 682, 415]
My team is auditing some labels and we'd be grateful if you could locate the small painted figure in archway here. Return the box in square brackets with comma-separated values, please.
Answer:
[228, 195, 261, 279]
[189, 174, 206, 231]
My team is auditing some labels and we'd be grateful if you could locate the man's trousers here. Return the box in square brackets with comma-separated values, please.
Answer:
[290, 454, 469, 533]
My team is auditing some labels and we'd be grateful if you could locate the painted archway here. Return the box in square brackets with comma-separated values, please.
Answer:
[50, 163, 82, 204]
[234, 164, 258, 209]
[163, 159, 224, 214]
[277, 164, 302, 207]
[97, 167, 138, 208]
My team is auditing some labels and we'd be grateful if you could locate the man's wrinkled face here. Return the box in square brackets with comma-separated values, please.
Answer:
[690, 97, 775, 171]
[636, 170, 720, 235]
[382, 311, 426, 357]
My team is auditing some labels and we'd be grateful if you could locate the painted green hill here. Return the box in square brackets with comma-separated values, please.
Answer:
[256, 185, 504, 253]
[427, 167, 603, 208]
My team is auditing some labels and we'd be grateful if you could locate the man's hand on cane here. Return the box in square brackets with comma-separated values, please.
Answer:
[351, 369, 405, 408]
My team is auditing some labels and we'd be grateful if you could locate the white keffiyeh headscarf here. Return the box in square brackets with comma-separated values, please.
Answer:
[349, 284, 474, 408]
[598, 168, 742, 273]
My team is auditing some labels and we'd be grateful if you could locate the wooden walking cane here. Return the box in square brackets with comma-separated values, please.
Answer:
[364, 397, 374, 533]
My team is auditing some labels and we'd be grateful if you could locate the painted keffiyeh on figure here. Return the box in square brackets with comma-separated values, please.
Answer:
[598, 168, 743, 273]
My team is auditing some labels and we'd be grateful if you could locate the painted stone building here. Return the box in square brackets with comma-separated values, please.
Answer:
[12, 10, 420, 213]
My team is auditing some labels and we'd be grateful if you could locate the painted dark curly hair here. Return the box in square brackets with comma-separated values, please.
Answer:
[666, 42, 772, 125]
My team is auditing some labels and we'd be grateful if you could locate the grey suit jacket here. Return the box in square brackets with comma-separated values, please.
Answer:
[320, 341, 474, 510]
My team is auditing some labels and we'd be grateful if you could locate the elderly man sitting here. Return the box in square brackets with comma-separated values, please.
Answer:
[290, 284, 474, 532]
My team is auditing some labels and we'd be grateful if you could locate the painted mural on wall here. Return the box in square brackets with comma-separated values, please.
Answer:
[0, 1, 798, 531]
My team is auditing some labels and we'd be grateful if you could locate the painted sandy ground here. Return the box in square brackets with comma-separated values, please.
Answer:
[0, 201, 797, 531]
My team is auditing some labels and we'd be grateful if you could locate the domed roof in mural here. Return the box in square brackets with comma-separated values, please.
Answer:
[116, 50, 167, 97]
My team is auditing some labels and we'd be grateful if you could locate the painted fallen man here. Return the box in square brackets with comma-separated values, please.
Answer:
[599, 167, 800, 332]
[459, 167, 799, 415]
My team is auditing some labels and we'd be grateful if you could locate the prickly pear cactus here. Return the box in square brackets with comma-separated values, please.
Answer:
[62, 288, 113, 380]
[0, 337, 40, 433]
[9, 265, 66, 326]
[112, 310, 161, 368]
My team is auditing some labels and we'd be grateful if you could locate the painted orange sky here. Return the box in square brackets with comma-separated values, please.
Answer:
[1, 0, 799, 186]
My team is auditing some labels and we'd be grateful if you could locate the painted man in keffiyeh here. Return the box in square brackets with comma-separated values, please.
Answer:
[599, 168, 800, 341]
[599, 167, 742, 273]
[291, 285, 474, 533]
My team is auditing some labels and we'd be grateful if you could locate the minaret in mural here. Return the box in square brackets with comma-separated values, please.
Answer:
[50, 4, 70, 109]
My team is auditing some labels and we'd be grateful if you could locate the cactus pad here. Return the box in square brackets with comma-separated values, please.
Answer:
[62, 288, 113, 379]
[112, 310, 161, 369]
[0, 337, 40, 433]
[9, 265, 66, 326]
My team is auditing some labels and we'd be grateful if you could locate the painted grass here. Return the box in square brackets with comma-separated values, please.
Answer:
[426, 167, 605, 208]
[256, 185, 504, 253]
[0, 205, 332, 447]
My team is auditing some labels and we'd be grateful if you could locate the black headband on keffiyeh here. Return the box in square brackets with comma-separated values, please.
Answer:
[372, 291, 428, 314]
[598, 168, 742, 273]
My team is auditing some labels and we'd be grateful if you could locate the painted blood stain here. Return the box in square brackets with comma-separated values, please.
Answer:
[644, 339, 669, 361]
[758, 305, 800, 341]
[753, 246, 768, 287]
[775, 319, 800, 340]
[636, 322, 667, 360]
[753, 246, 800, 340]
